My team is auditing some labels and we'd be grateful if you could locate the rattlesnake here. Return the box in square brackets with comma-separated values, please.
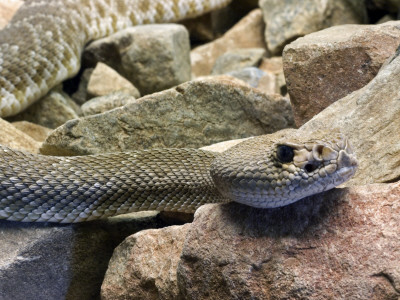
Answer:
[0, 1, 358, 223]
[0, 129, 357, 223]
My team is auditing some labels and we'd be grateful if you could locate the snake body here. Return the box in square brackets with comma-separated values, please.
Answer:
[0, 0, 231, 117]
[0, 129, 357, 223]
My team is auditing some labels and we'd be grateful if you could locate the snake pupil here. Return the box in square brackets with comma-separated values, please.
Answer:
[276, 145, 294, 163]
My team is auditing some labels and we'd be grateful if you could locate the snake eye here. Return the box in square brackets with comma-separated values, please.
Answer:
[276, 145, 294, 163]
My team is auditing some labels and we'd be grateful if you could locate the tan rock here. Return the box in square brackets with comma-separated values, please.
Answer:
[0, 118, 41, 153]
[40, 76, 294, 156]
[81, 92, 137, 117]
[84, 24, 191, 95]
[298, 46, 400, 185]
[260, 0, 367, 55]
[177, 182, 400, 299]
[283, 21, 400, 126]
[191, 9, 268, 77]
[0, 0, 23, 29]
[11, 121, 52, 142]
[87, 63, 140, 99]
[259, 57, 286, 95]
[101, 224, 190, 300]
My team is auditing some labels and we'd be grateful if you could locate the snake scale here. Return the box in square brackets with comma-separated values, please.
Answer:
[0, 1, 358, 223]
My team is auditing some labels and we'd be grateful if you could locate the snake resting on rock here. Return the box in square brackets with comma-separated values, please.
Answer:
[0, 0, 358, 223]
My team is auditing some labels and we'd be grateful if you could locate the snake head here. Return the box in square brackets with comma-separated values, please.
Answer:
[210, 128, 358, 209]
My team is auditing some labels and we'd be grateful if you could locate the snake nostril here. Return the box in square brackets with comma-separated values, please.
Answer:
[305, 163, 317, 173]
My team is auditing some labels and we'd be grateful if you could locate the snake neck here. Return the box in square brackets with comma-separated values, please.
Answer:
[0, 146, 228, 223]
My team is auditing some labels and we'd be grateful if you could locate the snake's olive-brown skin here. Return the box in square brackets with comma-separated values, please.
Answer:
[0, 0, 231, 117]
[0, 129, 357, 223]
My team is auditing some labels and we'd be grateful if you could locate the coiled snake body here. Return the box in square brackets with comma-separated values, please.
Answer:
[0, 1, 358, 223]
[0, 129, 357, 223]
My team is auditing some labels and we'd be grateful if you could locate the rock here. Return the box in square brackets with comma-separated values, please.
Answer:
[0, 0, 22, 29]
[259, 0, 368, 55]
[11, 121, 52, 142]
[87, 63, 140, 99]
[40, 76, 295, 156]
[8, 88, 81, 129]
[369, 0, 400, 13]
[211, 48, 266, 75]
[84, 24, 191, 95]
[0, 118, 41, 153]
[298, 46, 400, 185]
[191, 9, 268, 77]
[226, 67, 276, 95]
[71, 68, 94, 105]
[283, 21, 400, 126]
[81, 92, 137, 117]
[101, 224, 191, 300]
[177, 182, 400, 299]
[259, 57, 287, 95]
[200, 137, 250, 153]
[0, 211, 168, 300]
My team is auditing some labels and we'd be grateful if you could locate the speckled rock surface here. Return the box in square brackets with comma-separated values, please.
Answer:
[81, 92, 137, 117]
[0, 118, 41, 153]
[299, 48, 400, 185]
[191, 9, 267, 77]
[211, 48, 266, 75]
[87, 62, 140, 99]
[0, 212, 164, 300]
[259, 0, 367, 55]
[283, 21, 400, 126]
[177, 182, 400, 299]
[84, 24, 191, 95]
[40, 77, 294, 156]
[101, 224, 190, 300]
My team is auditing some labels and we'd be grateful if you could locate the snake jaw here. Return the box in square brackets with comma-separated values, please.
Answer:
[210, 129, 358, 209]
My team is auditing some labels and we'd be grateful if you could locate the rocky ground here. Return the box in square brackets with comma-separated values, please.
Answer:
[0, 0, 400, 299]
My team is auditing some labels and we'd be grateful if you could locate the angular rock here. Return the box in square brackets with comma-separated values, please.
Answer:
[211, 48, 266, 75]
[226, 67, 276, 95]
[40, 76, 294, 156]
[84, 24, 191, 95]
[0, 118, 41, 153]
[81, 92, 137, 117]
[191, 9, 268, 77]
[87, 62, 140, 99]
[298, 43, 400, 185]
[259, 0, 368, 55]
[0, 211, 166, 300]
[283, 21, 400, 126]
[259, 57, 287, 95]
[101, 224, 190, 300]
[177, 182, 400, 299]
[8, 88, 81, 129]
[11, 121, 52, 142]
[71, 68, 94, 105]
[0, 0, 22, 29]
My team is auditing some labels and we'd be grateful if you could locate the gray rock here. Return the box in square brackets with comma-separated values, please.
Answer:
[191, 9, 268, 77]
[101, 224, 191, 300]
[40, 76, 294, 156]
[259, 0, 367, 55]
[211, 48, 266, 75]
[226, 67, 273, 91]
[0, 211, 164, 300]
[283, 21, 400, 126]
[84, 24, 191, 95]
[177, 182, 400, 299]
[298, 45, 400, 185]
[71, 68, 94, 105]
[87, 62, 140, 99]
[8, 88, 81, 129]
[81, 92, 137, 117]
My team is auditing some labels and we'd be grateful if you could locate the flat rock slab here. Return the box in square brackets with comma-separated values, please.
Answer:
[41, 77, 294, 156]
[283, 21, 400, 126]
[177, 182, 400, 299]
[299, 49, 400, 185]
[0, 212, 165, 300]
